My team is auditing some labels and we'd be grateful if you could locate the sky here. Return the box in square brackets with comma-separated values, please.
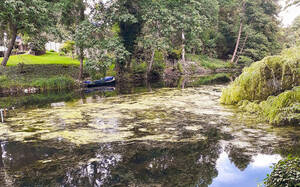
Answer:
[279, 0, 300, 27]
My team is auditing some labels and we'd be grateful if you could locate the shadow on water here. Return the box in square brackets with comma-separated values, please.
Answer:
[0, 74, 299, 187]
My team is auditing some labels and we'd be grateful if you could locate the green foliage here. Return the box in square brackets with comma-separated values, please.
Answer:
[260, 87, 300, 125]
[169, 49, 182, 61]
[152, 52, 166, 76]
[191, 74, 231, 86]
[60, 41, 75, 55]
[0, 75, 8, 83]
[133, 61, 147, 74]
[186, 54, 230, 70]
[32, 76, 75, 91]
[216, 0, 281, 62]
[85, 55, 114, 80]
[221, 46, 300, 104]
[238, 87, 300, 125]
[0, 0, 55, 34]
[282, 16, 300, 48]
[265, 156, 300, 187]
[238, 55, 254, 65]
[177, 63, 184, 74]
[27, 35, 47, 52]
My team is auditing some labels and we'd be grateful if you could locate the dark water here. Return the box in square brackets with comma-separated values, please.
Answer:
[0, 78, 299, 187]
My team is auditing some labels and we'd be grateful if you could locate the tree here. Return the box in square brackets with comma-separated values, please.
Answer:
[58, 0, 87, 80]
[214, 0, 281, 64]
[165, 0, 219, 63]
[286, 0, 300, 7]
[0, 0, 55, 66]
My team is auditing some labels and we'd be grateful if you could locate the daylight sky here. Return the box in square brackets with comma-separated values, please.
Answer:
[279, 0, 300, 27]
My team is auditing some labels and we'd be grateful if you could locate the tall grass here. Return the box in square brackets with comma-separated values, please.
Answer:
[32, 76, 76, 91]
[186, 54, 231, 70]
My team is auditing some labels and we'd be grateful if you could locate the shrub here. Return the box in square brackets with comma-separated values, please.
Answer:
[0, 75, 8, 83]
[32, 76, 75, 91]
[265, 157, 300, 187]
[168, 49, 181, 62]
[49, 50, 55, 52]
[238, 55, 254, 65]
[133, 61, 147, 74]
[59, 40, 75, 56]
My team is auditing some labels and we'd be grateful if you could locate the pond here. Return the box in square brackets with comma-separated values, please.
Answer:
[0, 78, 299, 187]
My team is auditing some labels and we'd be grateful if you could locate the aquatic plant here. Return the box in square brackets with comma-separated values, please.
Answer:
[265, 156, 300, 187]
[221, 46, 300, 104]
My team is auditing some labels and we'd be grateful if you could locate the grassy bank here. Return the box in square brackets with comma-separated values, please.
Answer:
[221, 46, 300, 126]
[186, 54, 232, 70]
[0, 52, 80, 93]
[1, 52, 79, 66]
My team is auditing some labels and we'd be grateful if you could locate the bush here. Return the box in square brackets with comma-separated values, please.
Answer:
[168, 49, 181, 61]
[0, 75, 8, 83]
[32, 76, 75, 91]
[265, 157, 300, 187]
[59, 40, 75, 56]
[133, 61, 147, 74]
[238, 55, 254, 65]
[49, 50, 55, 52]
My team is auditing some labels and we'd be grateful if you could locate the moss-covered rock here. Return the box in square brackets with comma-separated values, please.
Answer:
[265, 157, 300, 187]
[221, 47, 300, 105]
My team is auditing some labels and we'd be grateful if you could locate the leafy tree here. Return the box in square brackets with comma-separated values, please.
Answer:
[282, 15, 300, 47]
[0, 0, 56, 66]
[58, 0, 87, 79]
[218, 0, 281, 64]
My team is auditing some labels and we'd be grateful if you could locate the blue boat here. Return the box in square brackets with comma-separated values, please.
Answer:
[84, 76, 116, 88]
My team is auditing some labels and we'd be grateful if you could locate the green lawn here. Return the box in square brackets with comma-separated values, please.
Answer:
[0, 52, 80, 66]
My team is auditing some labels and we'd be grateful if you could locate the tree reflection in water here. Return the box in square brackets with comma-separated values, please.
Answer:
[0, 126, 230, 187]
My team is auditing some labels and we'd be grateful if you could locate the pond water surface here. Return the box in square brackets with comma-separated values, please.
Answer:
[0, 82, 299, 187]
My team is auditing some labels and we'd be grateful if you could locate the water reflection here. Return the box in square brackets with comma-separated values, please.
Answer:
[211, 152, 281, 187]
[0, 81, 299, 186]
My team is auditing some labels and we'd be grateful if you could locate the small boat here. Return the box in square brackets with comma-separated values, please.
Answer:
[84, 76, 116, 88]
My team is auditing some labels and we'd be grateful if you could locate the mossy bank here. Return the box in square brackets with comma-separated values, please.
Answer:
[221, 46, 300, 126]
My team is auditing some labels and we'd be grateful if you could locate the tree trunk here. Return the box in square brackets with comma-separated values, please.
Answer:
[234, 32, 249, 64]
[78, 48, 84, 80]
[181, 31, 186, 63]
[231, 22, 243, 63]
[1, 25, 17, 66]
[146, 49, 155, 80]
